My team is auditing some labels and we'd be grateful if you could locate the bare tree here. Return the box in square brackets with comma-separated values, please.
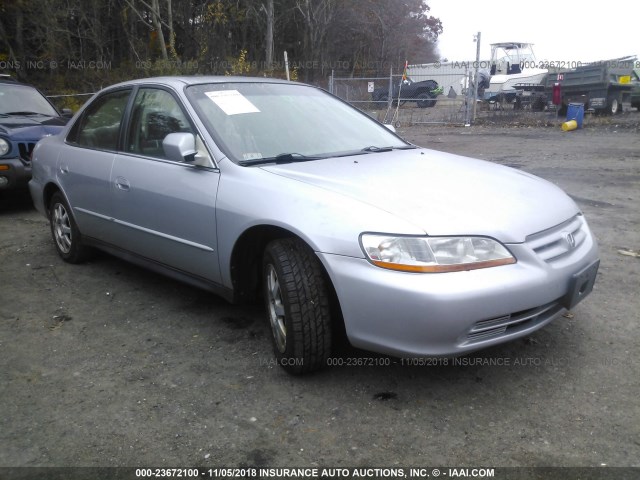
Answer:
[295, 0, 336, 80]
[0, 0, 442, 90]
[263, 0, 274, 69]
[150, 0, 168, 59]
[167, 0, 175, 57]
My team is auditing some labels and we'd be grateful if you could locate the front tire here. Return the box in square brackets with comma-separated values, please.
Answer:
[262, 238, 332, 374]
[49, 192, 91, 263]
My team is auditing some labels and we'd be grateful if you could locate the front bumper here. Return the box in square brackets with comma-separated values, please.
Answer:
[0, 157, 31, 190]
[318, 219, 599, 358]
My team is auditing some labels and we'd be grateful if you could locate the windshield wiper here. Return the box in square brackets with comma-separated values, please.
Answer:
[238, 146, 417, 166]
[3, 111, 54, 116]
[361, 145, 416, 152]
[239, 152, 324, 166]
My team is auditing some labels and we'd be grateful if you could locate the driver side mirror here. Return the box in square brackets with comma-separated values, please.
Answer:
[163, 132, 197, 163]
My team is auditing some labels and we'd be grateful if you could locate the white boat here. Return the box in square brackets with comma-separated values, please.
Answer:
[485, 42, 548, 101]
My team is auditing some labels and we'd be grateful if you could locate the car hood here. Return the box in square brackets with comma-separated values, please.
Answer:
[260, 148, 580, 243]
[0, 114, 66, 140]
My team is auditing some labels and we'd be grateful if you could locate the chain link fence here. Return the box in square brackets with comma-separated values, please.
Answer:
[46, 92, 95, 112]
[330, 66, 476, 127]
[330, 60, 640, 126]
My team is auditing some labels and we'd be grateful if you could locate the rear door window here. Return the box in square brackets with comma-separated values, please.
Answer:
[67, 89, 131, 151]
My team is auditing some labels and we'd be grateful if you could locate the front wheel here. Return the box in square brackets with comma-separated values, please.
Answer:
[262, 238, 332, 374]
[377, 94, 389, 109]
[49, 192, 91, 263]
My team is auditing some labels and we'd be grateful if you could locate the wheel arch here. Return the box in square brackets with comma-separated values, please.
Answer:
[228, 224, 345, 335]
[42, 182, 64, 215]
[228, 225, 289, 303]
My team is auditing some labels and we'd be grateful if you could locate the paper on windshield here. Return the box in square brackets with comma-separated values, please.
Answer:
[204, 90, 260, 115]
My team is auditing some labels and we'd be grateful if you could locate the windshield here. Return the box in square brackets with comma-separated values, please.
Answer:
[0, 83, 59, 116]
[185, 82, 409, 164]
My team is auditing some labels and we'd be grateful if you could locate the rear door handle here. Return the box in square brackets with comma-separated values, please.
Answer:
[115, 176, 130, 191]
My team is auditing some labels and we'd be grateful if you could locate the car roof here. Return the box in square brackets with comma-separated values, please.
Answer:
[104, 76, 299, 91]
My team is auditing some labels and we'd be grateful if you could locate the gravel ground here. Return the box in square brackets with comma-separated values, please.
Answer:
[1, 116, 639, 474]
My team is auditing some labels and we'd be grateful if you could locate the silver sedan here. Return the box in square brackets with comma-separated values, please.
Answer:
[29, 77, 600, 373]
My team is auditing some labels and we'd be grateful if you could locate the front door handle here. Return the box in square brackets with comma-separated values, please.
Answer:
[115, 176, 130, 191]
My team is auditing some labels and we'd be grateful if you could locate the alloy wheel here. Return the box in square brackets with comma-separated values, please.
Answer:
[52, 203, 72, 254]
[266, 264, 287, 353]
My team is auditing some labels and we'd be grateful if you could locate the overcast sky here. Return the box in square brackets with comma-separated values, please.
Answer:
[427, 0, 639, 63]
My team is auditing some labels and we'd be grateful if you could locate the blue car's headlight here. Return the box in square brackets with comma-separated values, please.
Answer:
[360, 234, 515, 273]
[0, 138, 9, 156]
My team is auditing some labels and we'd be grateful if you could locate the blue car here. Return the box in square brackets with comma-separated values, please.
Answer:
[0, 77, 70, 191]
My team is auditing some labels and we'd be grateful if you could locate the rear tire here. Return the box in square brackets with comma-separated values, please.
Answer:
[416, 92, 437, 108]
[49, 192, 91, 263]
[607, 97, 620, 115]
[262, 238, 332, 374]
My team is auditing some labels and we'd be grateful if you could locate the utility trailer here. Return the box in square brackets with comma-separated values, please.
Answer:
[543, 60, 635, 115]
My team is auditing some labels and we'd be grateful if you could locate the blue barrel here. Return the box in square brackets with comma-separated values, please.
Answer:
[567, 103, 584, 128]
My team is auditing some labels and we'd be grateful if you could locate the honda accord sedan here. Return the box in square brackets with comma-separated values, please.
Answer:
[29, 76, 599, 374]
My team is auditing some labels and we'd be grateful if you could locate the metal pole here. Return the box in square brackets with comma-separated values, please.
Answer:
[472, 32, 481, 123]
[330, 70, 334, 94]
[284, 51, 290, 81]
[384, 67, 393, 124]
[464, 67, 472, 127]
[388, 67, 393, 107]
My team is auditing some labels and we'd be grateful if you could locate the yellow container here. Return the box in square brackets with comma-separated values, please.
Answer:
[562, 120, 578, 131]
[620, 75, 631, 84]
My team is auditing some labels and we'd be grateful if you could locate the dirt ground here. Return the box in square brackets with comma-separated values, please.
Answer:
[1, 114, 639, 472]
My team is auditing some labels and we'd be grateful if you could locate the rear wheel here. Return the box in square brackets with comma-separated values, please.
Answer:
[49, 192, 91, 263]
[262, 238, 332, 374]
[416, 92, 437, 108]
[604, 96, 620, 115]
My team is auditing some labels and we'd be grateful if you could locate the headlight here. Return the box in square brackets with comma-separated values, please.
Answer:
[0, 138, 9, 156]
[360, 234, 516, 273]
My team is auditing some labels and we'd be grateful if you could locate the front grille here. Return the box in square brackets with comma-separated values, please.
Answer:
[464, 300, 563, 345]
[526, 214, 586, 263]
[18, 142, 36, 163]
